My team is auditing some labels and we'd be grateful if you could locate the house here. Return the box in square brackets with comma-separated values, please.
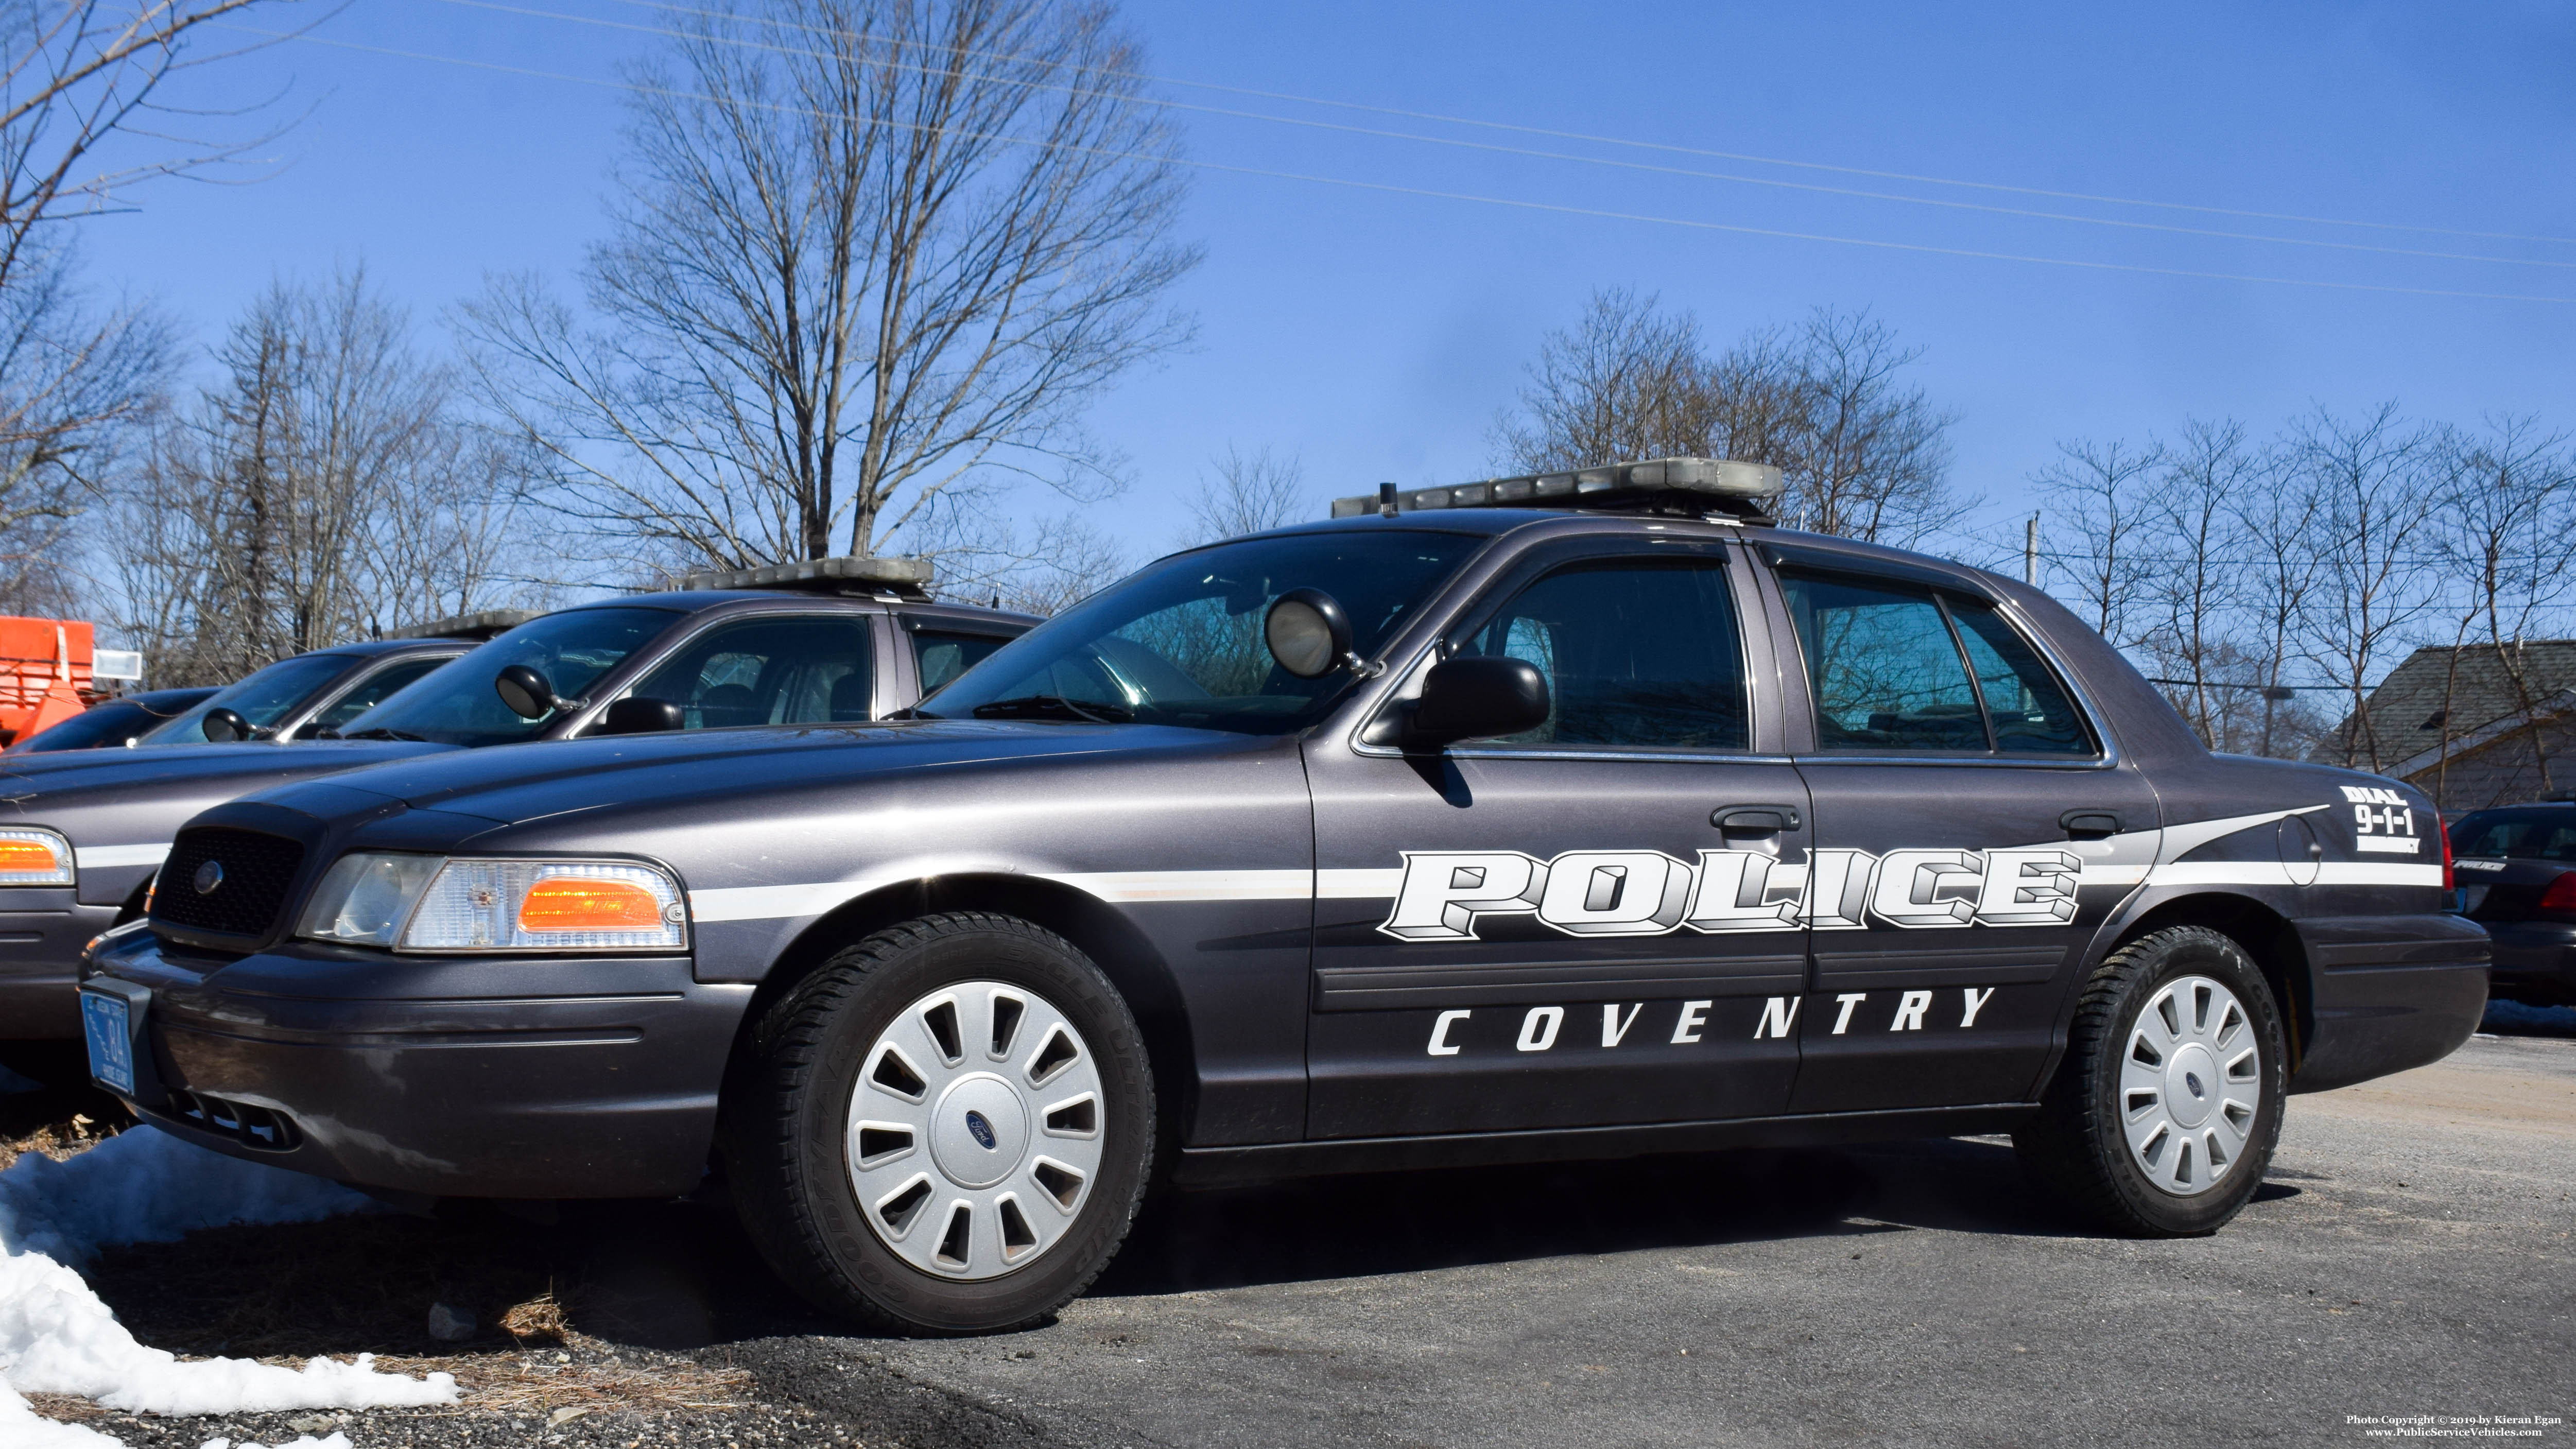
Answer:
[2308, 641, 2576, 813]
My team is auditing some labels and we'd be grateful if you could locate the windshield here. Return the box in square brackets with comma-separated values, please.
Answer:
[2451, 809, 2576, 862]
[140, 654, 359, 744]
[917, 529, 1484, 735]
[336, 607, 680, 748]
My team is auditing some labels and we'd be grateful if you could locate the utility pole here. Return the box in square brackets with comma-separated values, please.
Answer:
[2024, 513, 2039, 586]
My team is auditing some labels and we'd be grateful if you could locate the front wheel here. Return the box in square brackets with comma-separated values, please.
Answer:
[721, 912, 1155, 1333]
[2016, 924, 2288, 1236]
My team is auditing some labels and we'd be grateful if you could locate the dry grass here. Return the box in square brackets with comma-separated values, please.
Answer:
[393, 1346, 757, 1416]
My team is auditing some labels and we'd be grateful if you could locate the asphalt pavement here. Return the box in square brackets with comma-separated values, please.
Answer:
[56, 1029, 2576, 1449]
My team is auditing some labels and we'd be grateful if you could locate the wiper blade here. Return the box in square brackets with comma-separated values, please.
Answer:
[338, 727, 429, 741]
[968, 695, 1135, 724]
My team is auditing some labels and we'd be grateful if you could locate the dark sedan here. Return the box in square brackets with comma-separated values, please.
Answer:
[3, 688, 218, 754]
[2452, 802, 2576, 1005]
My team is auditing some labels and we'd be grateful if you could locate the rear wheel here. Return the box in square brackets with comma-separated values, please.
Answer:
[722, 912, 1154, 1333]
[2016, 925, 2287, 1236]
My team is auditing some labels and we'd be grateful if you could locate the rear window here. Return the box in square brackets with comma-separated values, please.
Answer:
[2451, 809, 2576, 861]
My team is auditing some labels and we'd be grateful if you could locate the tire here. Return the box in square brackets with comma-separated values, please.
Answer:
[2015, 924, 2287, 1236]
[720, 912, 1155, 1334]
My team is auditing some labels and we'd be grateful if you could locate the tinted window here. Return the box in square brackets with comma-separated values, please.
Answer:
[306, 656, 453, 734]
[1453, 558, 1747, 748]
[921, 530, 1482, 735]
[624, 615, 874, 727]
[9, 698, 154, 752]
[1782, 573, 1985, 751]
[1949, 600, 2094, 755]
[339, 607, 677, 747]
[2453, 810, 2576, 861]
[912, 630, 1012, 694]
[140, 653, 358, 743]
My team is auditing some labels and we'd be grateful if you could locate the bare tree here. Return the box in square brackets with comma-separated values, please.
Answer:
[1496, 295, 1958, 543]
[461, 0, 1196, 581]
[114, 271, 540, 683]
[2234, 449, 2326, 759]
[2032, 436, 2163, 646]
[2137, 420, 2263, 746]
[0, 246, 166, 610]
[2424, 416, 2576, 803]
[1182, 444, 1305, 545]
[2292, 404, 2439, 772]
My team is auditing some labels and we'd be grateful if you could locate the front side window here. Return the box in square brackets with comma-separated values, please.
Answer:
[919, 530, 1484, 735]
[1781, 571, 2094, 755]
[1450, 557, 1749, 749]
[337, 607, 679, 747]
[305, 656, 454, 736]
[621, 615, 874, 727]
[140, 653, 358, 744]
[912, 630, 1012, 695]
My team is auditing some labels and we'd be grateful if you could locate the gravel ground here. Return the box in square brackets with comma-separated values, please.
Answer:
[21, 1007, 2576, 1447]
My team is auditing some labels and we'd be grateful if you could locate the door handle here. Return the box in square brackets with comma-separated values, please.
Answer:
[1713, 804, 1802, 834]
[2060, 809, 2123, 839]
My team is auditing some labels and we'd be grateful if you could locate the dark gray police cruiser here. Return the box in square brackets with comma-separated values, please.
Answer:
[1, 569, 1024, 1047]
[83, 458, 2487, 1335]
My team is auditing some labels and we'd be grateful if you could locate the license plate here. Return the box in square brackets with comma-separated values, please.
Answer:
[81, 989, 134, 1095]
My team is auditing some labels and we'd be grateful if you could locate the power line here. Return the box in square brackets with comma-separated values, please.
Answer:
[216, 24, 2576, 306]
[590, 0, 2576, 250]
[428, 0, 2576, 273]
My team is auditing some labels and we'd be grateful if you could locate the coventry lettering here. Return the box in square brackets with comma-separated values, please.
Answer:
[1423, 988, 2005, 1056]
[1377, 846, 2084, 942]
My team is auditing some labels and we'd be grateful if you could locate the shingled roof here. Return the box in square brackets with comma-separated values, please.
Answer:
[2308, 641, 2576, 773]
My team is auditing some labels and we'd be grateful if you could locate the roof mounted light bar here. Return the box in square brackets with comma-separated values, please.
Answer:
[673, 555, 935, 599]
[1330, 456, 1785, 523]
[390, 609, 542, 641]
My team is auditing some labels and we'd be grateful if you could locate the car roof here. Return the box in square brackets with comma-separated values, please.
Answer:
[313, 636, 485, 660]
[579, 591, 1039, 627]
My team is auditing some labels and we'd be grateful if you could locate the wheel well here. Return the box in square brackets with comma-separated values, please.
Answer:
[727, 874, 1197, 1137]
[2108, 893, 2314, 1072]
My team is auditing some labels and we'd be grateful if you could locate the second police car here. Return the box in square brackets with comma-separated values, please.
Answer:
[82, 459, 2487, 1335]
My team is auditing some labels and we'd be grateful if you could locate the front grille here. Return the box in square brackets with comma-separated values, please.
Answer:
[165, 1090, 303, 1151]
[150, 827, 306, 939]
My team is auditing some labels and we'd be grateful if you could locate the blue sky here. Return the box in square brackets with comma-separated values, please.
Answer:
[92, 0, 2576, 564]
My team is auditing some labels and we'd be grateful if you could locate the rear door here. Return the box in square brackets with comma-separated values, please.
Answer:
[1304, 533, 1812, 1138]
[1758, 550, 2160, 1112]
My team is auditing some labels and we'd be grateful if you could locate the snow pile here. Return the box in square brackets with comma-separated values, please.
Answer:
[2, 1375, 126, 1447]
[0, 1125, 457, 1435]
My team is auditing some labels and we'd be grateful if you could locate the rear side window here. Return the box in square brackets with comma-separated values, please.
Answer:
[912, 630, 1012, 695]
[1780, 571, 2094, 755]
[1453, 557, 1748, 749]
[2452, 810, 2576, 861]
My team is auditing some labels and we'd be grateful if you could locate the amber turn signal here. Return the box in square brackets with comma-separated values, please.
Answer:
[516, 876, 664, 932]
[0, 838, 62, 874]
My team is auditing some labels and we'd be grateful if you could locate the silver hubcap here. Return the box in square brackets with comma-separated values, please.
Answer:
[2119, 973, 2262, 1196]
[846, 981, 1105, 1280]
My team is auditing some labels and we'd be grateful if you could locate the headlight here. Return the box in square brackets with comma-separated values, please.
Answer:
[0, 827, 75, 885]
[297, 854, 687, 952]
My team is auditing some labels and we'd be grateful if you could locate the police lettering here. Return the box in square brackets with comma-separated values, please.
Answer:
[1380, 846, 2081, 942]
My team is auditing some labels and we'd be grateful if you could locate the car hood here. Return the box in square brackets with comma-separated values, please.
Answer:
[0, 739, 453, 809]
[255, 719, 1253, 830]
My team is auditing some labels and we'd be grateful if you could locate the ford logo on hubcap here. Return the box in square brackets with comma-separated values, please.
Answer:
[192, 860, 224, 895]
[2185, 1071, 2206, 1099]
[964, 1110, 997, 1150]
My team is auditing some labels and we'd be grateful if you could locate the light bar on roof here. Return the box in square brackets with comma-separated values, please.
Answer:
[1329, 456, 1785, 519]
[674, 555, 935, 594]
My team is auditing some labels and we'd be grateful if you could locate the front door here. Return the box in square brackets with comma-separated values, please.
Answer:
[1305, 537, 1813, 1139]
[1763, 559, 2161, 1112]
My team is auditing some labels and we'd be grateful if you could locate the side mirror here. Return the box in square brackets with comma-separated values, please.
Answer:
[1264, 588, 1354, 679]
[593, 696, 685, 736]
[495, 664, 559, 721]
[1405, 656, 1550, 748]
[201, 707, 251, 743]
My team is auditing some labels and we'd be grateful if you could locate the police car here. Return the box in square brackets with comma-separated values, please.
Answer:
[81, 459, 2487, 1336]
[0, 567, 1025, 1049]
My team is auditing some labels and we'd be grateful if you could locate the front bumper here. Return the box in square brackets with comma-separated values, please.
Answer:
[0, 888, 120, 1039]
[2483, 920, 2576, 1005]
[85, 930, 752, 1199]
[2288, 912, 2490, 1093]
